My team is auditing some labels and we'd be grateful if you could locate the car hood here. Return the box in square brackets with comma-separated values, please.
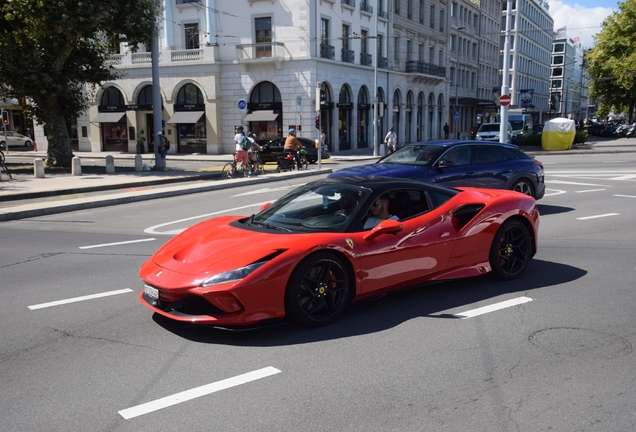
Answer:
[329, 163, 433, 179]
[147, 216, 295, 277]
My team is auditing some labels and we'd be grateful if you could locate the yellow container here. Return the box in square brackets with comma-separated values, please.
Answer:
[542, 118, 575, 150]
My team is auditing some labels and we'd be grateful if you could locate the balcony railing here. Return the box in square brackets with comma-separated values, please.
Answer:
[406, 60, 446, 78]
[236, 42, 285, 61]
[378, 56, 388, 69]
[321, 44, 335, 60]
[341, 0, 355, 6]
[378, 9, 388, 19]
[171, 49, 203, 62]
[341, 48, 355, 63]
[131, 52, 153, 65]
[360, 52, 372, 66]
[360, 2, 373, 13]
[176, 0, 201, 4]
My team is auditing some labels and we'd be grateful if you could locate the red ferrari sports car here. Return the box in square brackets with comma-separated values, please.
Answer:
[139, 177, 539, 327]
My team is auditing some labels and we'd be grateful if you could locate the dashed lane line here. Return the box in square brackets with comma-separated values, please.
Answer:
[118, 367, 282, 420]
[452, 297, 534, 319]
[28, 288, 134, 310]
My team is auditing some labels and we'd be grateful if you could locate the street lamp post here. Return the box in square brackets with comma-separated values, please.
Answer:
[453, 27, 465, 140]
[373, 5, 379, 156]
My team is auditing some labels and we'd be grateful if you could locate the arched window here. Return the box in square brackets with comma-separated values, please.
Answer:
[357, 86, 370, 148]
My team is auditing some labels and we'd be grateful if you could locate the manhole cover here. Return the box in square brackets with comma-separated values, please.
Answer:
[529, 327, 632, 359]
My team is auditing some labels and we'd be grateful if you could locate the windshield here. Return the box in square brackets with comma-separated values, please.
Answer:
[378, 144, 445, 167]
[479, 124, 500, 132]
[250, 184, 372, 233]
[509, 120, 524, 130]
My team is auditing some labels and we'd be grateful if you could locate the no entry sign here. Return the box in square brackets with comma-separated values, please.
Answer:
[499, 95, 511, 107]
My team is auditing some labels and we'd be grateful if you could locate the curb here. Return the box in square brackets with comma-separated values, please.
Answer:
[0, 168, 333, 222]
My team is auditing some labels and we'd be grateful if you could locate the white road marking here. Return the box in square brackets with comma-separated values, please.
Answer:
[28, 288, 133, 310]
[543, 188, 567, 197]
[547, 180, 611, 187]
[576, 213, 620, 220]
[118, 366, 282, 419]
[614, 194, 636, 199]
[575, 189, 606, 193]
[611, 175, 636, 180]
[144, 201, 271, 235]
[231, 184, 300, 197]
[453, 296, 533, 319]
[79, 238, 156, 249]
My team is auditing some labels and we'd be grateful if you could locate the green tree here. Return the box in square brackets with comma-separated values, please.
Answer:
[0, 0, 156, 167]
[586, 0, 636, 123]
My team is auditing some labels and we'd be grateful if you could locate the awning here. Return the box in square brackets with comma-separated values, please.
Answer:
[92, 112, 126, 123]
[243, 110, 279, 122]
[166, 111, 204, 124]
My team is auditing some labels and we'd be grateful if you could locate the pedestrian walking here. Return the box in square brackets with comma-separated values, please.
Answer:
[157, 131, 168, 171]
[443, 123, 450, 139]
[384, 128, 397, 153]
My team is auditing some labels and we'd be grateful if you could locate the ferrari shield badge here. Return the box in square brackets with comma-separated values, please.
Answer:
[345, 239, 354, 250]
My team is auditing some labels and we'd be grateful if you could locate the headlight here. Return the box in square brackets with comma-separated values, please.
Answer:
[202, 261, 267, 287]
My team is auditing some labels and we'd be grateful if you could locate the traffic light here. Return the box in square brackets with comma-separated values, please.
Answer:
[1, 110, 8, 124]
[315, 116, 320, 129]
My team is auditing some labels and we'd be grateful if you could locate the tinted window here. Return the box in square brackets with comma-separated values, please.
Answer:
[475, 145, 504, 164]
[501, 147, 530, 160]
[427, 189, 456, 208]
[440, 146, 471, 166]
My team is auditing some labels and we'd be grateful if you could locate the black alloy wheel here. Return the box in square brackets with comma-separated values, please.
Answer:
[489, 219, 532, 280]
[285, 252, 351, 327]
[511, 179, 535, 198]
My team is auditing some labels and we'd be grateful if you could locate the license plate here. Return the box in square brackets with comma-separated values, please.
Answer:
[144, 284, 159, 300]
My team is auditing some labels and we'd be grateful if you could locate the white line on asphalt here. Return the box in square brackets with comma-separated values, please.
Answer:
[28, 288, 133, 310]
[79, 238, 156, 249]
[613, 194, 636, 199]
[232, 184, 301, 197]
[611, 175, 636, 180]
[118, 366, 282, 420]
[543, 189, 567, 197]
[575, 189, 607, 193]
[453, 296, 533, 319]
[144, 201, 271, 235]
[576, 213, 620, 220]
[547, 180, 611, 187]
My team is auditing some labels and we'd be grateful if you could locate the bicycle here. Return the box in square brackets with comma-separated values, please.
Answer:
[0, 146, 13, 180]
[248, 150, 265, 176]
[221, 159, 248, 179]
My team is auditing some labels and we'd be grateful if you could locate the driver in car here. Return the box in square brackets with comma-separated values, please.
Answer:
[363, 194, 399, 229]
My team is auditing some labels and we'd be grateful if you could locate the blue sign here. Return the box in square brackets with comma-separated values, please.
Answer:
[454, 113, 460, 121]
[238, 99, 247, 111]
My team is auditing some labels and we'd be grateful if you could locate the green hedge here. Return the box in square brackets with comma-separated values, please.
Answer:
[574, 130, 588, 144]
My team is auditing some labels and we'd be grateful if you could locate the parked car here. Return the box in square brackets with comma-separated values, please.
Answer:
[259, 137, 330, 164]
[329, 140, 545, 200]
[532, 124, 544, 135]
[476, 123, 513, 143]
[0, 131, 33, 148]
[139, 176, 539, 328]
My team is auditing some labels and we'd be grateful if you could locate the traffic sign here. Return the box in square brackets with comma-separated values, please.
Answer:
[453, 113, 460, 121]
[238, 99, 247, 111]
[499, 95, 511, 107]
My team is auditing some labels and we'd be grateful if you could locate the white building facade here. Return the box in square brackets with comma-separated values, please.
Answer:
[48, 0, 452, 155]
[502, 0, 553, 123]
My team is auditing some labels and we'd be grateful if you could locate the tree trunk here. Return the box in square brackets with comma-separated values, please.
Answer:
[37, 98, 74, 167]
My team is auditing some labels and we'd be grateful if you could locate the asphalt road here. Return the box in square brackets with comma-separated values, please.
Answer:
[1, 153, 636, 431]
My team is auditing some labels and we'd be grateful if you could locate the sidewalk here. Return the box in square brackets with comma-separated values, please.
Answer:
[1, 137, 635, 222]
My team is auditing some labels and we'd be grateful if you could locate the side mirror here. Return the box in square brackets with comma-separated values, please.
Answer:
[436, 159, 454, 169]
[363, 219, 403, 241]
[259, 202, 272, 212]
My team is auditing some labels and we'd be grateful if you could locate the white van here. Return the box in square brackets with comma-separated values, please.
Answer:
[508, 112, 533, 144]
[476, 123, 512, 143]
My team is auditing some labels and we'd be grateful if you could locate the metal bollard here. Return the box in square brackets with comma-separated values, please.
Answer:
[34, 158, 45, 178]
[105, 155, 115, 174]
[134, 154, 143, 172]
[72, 157, 82, 176]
